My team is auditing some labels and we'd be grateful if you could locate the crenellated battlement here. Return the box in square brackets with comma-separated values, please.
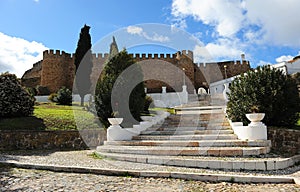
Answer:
[196, 60, 250, 68]
[43, 49, 72, 59]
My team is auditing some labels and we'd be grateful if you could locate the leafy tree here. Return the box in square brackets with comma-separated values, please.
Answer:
[226, 66, 300, 126]
[74, 24, 93, 106]
[95, 50, 145, 128]
[0, 72, 35, 118]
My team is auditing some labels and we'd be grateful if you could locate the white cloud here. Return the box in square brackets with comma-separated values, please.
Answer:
[0, 32, 47, 77]
[172, 0, 245, 37]
[204, 38, 244, 60]
[126, 26, 170, 43]
[245, 0, 300, 46]
[171, 0, 300, 47]
[126, 26, 143, 35]
[276, 55, 294, 63]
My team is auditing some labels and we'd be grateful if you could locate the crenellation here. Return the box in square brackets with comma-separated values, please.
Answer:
[22, 46, 251, 95]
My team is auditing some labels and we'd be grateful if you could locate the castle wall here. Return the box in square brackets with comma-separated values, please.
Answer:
[41, 50, 74, 93]
[132, 50, 196, 93]
[22, 49, 251, 95]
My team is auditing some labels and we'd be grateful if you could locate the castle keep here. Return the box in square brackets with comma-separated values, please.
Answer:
[21, 40, 251, 95]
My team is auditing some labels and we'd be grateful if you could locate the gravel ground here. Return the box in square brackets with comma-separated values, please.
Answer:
[0, 150, 300, 192]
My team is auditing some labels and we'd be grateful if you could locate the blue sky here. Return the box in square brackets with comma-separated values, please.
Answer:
[1, 0, 300, 77]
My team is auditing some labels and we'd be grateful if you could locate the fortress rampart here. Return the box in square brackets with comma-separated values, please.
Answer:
[21, 49, 250, 95]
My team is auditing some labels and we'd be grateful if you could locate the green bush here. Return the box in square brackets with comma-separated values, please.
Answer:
[48, 93, 58, 102]
[226, 66, 300, 126]
[0, 72, 35, 118]
[36, 85, 50, 95]
[55, 87, 72, 105]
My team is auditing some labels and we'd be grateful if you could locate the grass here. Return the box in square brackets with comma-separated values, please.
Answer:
[0, 102, 102, 131]
[150, 107, 176, 115]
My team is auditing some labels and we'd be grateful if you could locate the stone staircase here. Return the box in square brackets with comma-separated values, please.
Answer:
[96, 109, 274, 171]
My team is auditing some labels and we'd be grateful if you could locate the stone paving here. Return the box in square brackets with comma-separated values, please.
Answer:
[1, 166, 300, 192]
[0, 150, 300, 191]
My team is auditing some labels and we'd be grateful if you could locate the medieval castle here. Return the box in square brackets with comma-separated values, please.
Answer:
[21, 38, 251, 95]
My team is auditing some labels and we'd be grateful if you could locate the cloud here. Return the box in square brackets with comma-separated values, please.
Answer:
[204, 38, 245, 61]
[172, 0, 300, 46]
[126, 26, 170, 43]
[0, 32, 47, 77]
[245, 0, 300, 46]
[275, 55, 294, 63]
[172, 0, 245, 37]
[127, 26, 143, 35]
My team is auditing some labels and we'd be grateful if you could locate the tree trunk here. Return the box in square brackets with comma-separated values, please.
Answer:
[80, 95, 85, 106]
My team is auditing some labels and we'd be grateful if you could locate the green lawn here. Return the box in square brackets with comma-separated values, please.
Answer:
[0, 103, 101, 130]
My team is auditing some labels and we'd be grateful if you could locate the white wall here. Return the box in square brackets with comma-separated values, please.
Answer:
[147, 86, 189, 108]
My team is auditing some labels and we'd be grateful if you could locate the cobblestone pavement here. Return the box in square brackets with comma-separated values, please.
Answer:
[0, 166, 299, 192]
[0, 150, 300, 192]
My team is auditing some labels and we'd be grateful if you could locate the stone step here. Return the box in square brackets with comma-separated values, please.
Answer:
[146, 126, 232, 132]
[104, 140, 271, 147]
[97, 145, 270, 157]
[140, 130, 234, 135]
[95, 151, 291, 171]
[132, 134, 238, 141]
[160, 123, 231, 128]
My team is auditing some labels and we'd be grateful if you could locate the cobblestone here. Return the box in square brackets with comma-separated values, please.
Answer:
[1, 166, 299, 192]
[0, 150, 300, 191]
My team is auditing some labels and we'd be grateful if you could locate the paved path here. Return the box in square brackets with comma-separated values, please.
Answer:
[1, 166, 299, 192]
[0, 150, 300, 191]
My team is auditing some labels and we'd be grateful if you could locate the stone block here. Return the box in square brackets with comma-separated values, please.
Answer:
[232, 162, 245, 170]
[140, 171, 170, 178]
[208, 161, 221, 169]
[274, 160, 288, 170]
[244, 162, 256, 170]
[266, 161, 275, 170]
[220, 161, 233, 170]
[184, 160, 197, 168]
[255, 162, 266, 171]
[196, 160, 209, 168]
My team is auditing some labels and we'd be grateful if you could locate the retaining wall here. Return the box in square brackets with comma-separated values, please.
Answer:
[0, 129, 106, 150]
[268, 128, 300, 155]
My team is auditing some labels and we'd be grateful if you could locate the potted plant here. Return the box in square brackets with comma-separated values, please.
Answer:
[245, 105, 265, 124]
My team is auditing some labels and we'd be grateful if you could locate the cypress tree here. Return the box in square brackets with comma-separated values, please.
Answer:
[74, 24, 93, 106]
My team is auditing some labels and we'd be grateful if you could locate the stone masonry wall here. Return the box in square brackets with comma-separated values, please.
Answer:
[0, 130, 106, 150]
[22, 49, 251, 94]
[268, 128, 300, 155]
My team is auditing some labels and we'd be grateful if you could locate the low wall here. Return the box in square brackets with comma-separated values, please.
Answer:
[268, 128, 300, 155]
[0, 129, 106, 150]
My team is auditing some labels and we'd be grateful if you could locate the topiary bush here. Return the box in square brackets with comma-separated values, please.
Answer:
[226, 66, 300, 127]
[0, 72, 35, 118]
[55, 87, 72, 105]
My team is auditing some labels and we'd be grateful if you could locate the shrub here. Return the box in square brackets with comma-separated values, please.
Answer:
[36, 85, 50, 95]
[226, 66, 300, 126]
[0, 72, 35, 118]
[55, 87, 72, 105]
[48, 93, 58, 102]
